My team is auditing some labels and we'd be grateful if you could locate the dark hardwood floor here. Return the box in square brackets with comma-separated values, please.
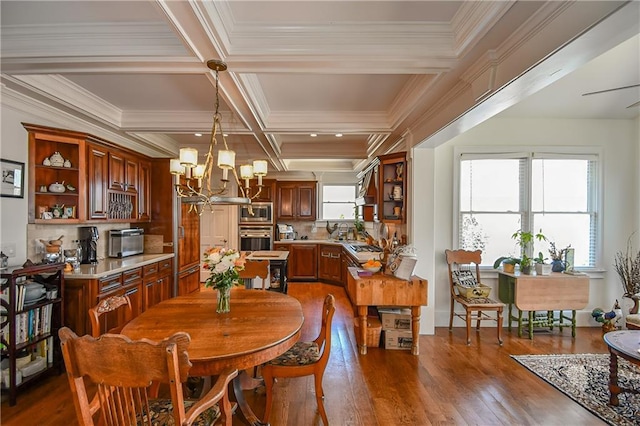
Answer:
[1, 282, 608, 425]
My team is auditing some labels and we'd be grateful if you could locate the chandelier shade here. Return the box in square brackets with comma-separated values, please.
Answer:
[170, 59, 268, 211]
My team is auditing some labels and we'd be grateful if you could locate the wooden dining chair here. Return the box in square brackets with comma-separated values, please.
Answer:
[88, 294, 132, 337]
[239, 259, 269, 290]
[445, 249, 504, 346]
[59, 326, 238, 426]
[261, 294, 336, 425]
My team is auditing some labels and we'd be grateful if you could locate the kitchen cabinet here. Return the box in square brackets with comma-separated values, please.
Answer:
[25, 123, 153, 224]
[239, 178, 276, 202]
[64, 258, 171, 337]
[105, 150, 139, 222]
[342, 248, 361, 290]
[141, 259, 172, 310]
[142, 263, 161, 310]
[0, 263, 65, 406]
[87, 143, 109, 220]
[25, 124, 86, 224]
[318, 244, 342, 284]
[179, 203, 201, 270]
[276, 181, 317, 221]
[178, 263, 200, 296]
[137, 159, 152, 222]
[378, 152, 407, 224]
[108, 151, 138, 193]
[274, 243, 317, 281]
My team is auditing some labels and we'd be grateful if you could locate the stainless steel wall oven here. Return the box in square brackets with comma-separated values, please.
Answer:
[239, 226, 273, 251]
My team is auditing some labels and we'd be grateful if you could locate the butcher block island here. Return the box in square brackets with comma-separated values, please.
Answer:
[346, 267, 427, 355]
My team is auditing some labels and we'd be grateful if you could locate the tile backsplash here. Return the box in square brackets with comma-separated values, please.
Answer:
[27, 223, 132, 262]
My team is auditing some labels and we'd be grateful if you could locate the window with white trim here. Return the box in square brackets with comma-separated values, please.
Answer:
[457, 151, 599, 268]
[322, 184, 356, 220]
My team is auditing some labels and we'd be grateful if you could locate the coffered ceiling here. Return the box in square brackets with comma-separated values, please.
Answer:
[1, 1, 637, 174]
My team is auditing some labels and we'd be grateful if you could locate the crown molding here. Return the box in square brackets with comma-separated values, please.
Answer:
[264, 111, 389, 132]
[1, 23, 186, 58]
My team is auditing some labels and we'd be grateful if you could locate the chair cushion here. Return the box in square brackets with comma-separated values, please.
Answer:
[142, 398, 220, 425]
[452, 270, 478, 288]
[267, 341, 320, 366]
[626, 313, 640, 327]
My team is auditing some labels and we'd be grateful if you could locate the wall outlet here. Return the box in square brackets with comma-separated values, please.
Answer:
[0, 243, 16, 258]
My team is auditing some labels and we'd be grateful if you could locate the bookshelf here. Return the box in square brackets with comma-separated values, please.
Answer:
[0, 263, 65, 406]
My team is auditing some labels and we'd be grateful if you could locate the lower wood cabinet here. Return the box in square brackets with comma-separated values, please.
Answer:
[341, 248, 361, 288]
[274, 243, 317, 281]
[178, 262, 200, 296]
[318, 244, 342, 284]
[64, 258, 173, 336]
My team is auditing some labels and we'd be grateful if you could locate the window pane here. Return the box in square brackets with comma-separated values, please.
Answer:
[460, 159, 520, 211]
[323, 185, 355, 202]
[532, 159, 589, 211]
[534, 213, 592, 266]
[460, 213, 521, 266]
[322, 185, 356, 219]
[323, 203, 355, 219]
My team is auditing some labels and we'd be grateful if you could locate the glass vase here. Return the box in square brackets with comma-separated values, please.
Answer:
[216, 287, 231, 313]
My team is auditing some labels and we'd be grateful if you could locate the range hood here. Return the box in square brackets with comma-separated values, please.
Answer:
[355, 158, 379, 206]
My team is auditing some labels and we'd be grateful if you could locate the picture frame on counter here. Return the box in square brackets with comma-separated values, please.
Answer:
[0, 158, 24, 198]
[64, 206, 76, 219]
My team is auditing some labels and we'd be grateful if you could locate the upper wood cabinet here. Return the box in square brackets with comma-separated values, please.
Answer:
[108, 151, 138, 193]
[276, 181, 317, 221]
[87, 143, 109, 220]
[25, 123, 152, 224]
[137, 160, 151, 221]
[378, 152, 407, 224]
[25, 124, 87, 224]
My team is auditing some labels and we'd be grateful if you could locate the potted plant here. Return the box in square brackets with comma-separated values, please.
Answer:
[534, 252, 552, 276]
[494, 229, 546, 275]
[493, 256, 520, 274]
[613, 235, 640, 317]
[548, 242, 570, 272]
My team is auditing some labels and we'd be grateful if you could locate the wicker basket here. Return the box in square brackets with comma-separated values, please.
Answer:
[354, 317, 382, 347]
[456, 283, 491, 299]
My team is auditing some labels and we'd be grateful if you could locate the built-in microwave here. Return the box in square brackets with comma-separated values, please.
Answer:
[239, 202, 273, 224]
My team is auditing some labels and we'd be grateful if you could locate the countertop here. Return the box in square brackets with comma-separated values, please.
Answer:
[246, 251, 289, 261]
[273, 240, 382, 263]
[64, 253, 175, 279]
[274, 239, 357, 245]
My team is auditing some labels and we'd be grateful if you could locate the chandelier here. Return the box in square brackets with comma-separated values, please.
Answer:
[170, 59, 267, 211]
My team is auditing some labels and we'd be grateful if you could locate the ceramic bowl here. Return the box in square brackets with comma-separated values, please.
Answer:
[362, 265, 381, 273]
[48, 183, 66, 193]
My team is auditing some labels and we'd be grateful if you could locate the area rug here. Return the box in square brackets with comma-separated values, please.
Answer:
[511, 354, 639, 426]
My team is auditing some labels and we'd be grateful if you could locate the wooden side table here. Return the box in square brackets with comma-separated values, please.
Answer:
[346, 267, 427, 355]
[498, 271, 589, 339]
[603, 330, 640, 406]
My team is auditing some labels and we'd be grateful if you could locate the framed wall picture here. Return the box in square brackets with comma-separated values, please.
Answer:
[0, 159, 24, 198]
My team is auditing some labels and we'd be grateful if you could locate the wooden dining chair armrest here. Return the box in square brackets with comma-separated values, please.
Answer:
[184, 368, 238, 424]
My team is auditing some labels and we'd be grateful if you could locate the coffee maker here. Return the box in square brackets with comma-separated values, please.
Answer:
[78, 226, 99, 264]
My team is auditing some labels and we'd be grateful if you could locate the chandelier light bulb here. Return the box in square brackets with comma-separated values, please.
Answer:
[179, 147, 198, 167]
[169, 159, 185, 175]
[193, 164, 206, 179]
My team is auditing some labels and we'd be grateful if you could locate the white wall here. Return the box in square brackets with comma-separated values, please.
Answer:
[0, 106, 30, 266]
[414, 117, 639, 332]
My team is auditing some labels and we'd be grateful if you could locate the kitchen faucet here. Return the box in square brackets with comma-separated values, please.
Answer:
[337, 223, 349, 241]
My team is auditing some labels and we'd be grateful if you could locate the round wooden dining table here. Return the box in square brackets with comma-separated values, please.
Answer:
[121, 288, 304, 426]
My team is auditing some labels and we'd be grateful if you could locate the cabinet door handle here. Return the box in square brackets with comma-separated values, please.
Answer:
[125, 287, 138, 296]
[331, 253, 340, 258]
[321, 253, 330, 258]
